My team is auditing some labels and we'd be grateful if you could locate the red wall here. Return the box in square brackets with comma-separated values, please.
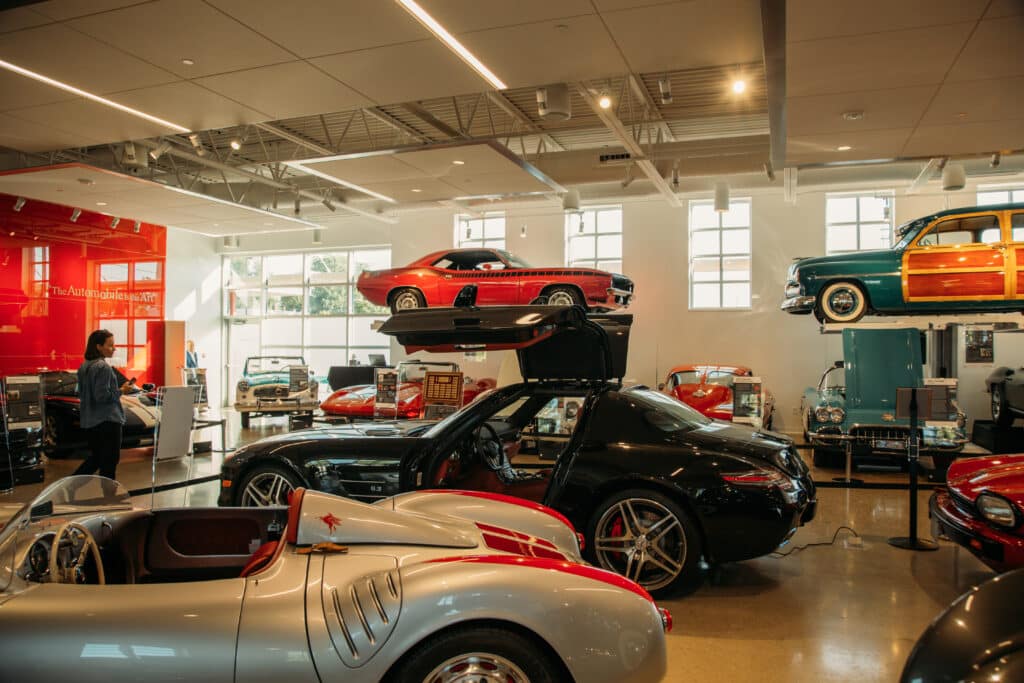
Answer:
[0, 193, 167, 382]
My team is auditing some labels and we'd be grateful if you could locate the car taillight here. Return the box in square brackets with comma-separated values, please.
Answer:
[576, 531, 586, 551]
[722, 469, 794, 491]
[659, 607, 673, 633]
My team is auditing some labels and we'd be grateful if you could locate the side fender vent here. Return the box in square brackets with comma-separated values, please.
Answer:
[323, 568, 402, 667]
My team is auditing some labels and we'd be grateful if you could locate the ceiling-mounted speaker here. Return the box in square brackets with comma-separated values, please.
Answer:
[562, 188, 581, 212]
[941, 163, 966, 191]
[537, 83, 571, 121]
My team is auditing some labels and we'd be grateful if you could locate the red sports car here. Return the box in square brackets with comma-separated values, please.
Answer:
[356, 248, 634, 312]
[321, 377, 496, 419]
[931, 454, 1024, 572]
[660, 364, 774, 427]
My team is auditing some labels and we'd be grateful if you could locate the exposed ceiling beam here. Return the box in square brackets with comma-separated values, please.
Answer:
[134, 138, 397, 224]
[484, 92, 565, 153]
[402, 102, 469, 139]
[906, 158, 943, 194]
[760, 0, 786, 172]
[253, 122, 334, 156]
[363, 107, 434, 144]
[626, 74, 675, 144]
[575, 83, 681, 207]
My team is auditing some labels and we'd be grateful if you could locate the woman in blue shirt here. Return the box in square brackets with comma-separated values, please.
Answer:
[73, 329, 133, 479]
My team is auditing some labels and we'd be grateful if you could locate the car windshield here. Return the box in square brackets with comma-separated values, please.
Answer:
[0, 475, 131, 592]
[499, 250, 533, 269]
[42, 371, 78, 396]
[245, 357, 305, 374]
[670, 370, 701, 386]
[820, 366, 846, 391]
[706, 371, 737, 388]
[624, 387, 712, 431]
[398, 361, 458, 383]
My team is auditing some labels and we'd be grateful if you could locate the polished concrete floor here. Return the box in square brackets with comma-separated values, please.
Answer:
[1, 411, 997, 682]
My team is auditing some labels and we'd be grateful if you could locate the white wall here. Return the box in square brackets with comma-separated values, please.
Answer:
[174, 176, 1022, 432]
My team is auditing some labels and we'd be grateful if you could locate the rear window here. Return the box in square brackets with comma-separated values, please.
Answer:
[626, 389, 712, 432]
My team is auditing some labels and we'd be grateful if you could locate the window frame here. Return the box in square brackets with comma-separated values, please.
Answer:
[824, 191, 894, 255]
[564, 205, 623, 271]
[688, 198, 753, 311]
[455, 212, 506, 250]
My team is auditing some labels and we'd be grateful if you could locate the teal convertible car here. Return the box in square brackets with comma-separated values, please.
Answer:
[802, 329, 966, 478]
[783, 203, 1024, 324]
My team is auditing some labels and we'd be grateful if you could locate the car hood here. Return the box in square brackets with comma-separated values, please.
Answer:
[843, 328, 922, 411]
[794, 248, 897, 270]
[947, 454, 1024, 510]
[379, 305, 630, 381]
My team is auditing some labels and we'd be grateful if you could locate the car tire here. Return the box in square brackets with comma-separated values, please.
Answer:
[812, 447, 843, 469]
[390, 287, 425, 313]
[43, 413, 62, 455]
[235, 464, 301, 507]
[240, 412, 251, 429]
[384, 626, 560, 683]
[587, 488, 702, 598]
[816, 281, 868, 324]
[544, 286, 583, 309]
[992, 384, 1013, 427]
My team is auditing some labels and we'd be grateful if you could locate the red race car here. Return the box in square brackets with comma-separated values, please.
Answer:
[356, 248, 634, 312]
[321, 373, 496, 420]
[930, 454, 1024, 572]
[660, 364, 774, 427]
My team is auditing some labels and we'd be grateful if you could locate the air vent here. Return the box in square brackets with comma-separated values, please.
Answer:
[323, 568, 402, 668]
[599, 152, 632, 164]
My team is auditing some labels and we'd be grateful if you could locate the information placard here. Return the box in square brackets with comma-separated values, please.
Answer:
[374, 368, 398, 419]
[422, 371, 465, 421]
[733, 377, 764, 428]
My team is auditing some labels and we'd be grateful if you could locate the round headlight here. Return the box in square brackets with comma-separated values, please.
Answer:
[814, 407, 830, 423]
[829, 407, 845, 423]
[237, 381, 249, 392]
[977, 493, 1017, 528]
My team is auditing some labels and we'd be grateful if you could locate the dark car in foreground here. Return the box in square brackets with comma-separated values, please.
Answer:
[221, 304, 816, 596]
[902, 568, 1024, 682]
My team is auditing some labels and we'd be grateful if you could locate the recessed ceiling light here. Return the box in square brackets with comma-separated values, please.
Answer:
[598, 93, 612, 109]
[77, 177, 94, 185]
[229, 138, 242, 151]
[396, 0, 507, 90]
[0, 58, 190, 132]
[96, 201, 107, 206]
[732, 79, 747, 94]
[181, 58, 195, 66]
[452, 160, 465, 165]
[841, 110, 864, 121]
[837, 145, 852, 151]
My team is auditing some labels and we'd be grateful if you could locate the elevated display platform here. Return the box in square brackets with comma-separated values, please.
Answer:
[820, 313, 1024, 334]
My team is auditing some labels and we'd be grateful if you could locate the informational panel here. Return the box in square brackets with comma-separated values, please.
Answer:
[153, 386, 195, 461]
[374, 368, 398, 419]
[964, 329, 994, 364]
[732, 376, 764, 428]
[422, 371, 464, 421]
[288, 365, 310, 392]
[3, 375, 43, 432]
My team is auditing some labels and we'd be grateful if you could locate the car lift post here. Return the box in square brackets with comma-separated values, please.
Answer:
[832, 438, 862, 485]
[889, 386, 938, 551]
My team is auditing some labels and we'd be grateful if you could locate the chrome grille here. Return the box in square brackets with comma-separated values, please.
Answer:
[848, 426, 920, 449]
[254, 386, 286, 398]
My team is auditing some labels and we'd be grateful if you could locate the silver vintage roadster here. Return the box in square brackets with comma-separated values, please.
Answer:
[0, 475, 668, 682]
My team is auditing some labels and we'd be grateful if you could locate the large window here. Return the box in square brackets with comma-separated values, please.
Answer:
[95, 259, 164, 369]
[456, 213, 505, 249]
[978, 187, 1024, 205]
[565, 206, 623, 272]
[223, 248, 391, 395]
[689, 199, 752, 309]
[825, 192, 893, 254]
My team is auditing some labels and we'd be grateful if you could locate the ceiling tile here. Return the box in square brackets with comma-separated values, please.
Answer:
[592, 0, 682, 10]
[206, 0, 430, 58]
[6, 98, 182, 147]
[195, 61, 371, 120]
[921, 77, 1024, 126]
[788, 23, 975, 97]
[28, 0, 153, 21]
[69, 0, 295, 79]
[311, 40, 489, 104]
[417, 0, 594, 34]
[0, 69, 79, 110]
[947, 16, 1024, 81]
[112, 80, 272, 130]
[0, 7, 53, 33]
[787, 0, 988, 43]
[0, 23, 179, 93]
[903, 120, 1024, 157]
[396, 144, 513, 176]
[460, 14, 626, 88]
[600, 0, 762, 73]
[304, 155, 426, 185]
[785, 128, 914, 165]
[355, 177, 461, 203]
[0, 112, 101, 153]
[441, 170, 552, 195]
[787, 86, 937, 136]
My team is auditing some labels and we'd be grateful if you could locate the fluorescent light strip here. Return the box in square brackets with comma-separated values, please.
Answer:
[395, 0, 507, 90]
[0, 59, 190, 133]
[162, 184, 321, 228]
[285, 161, 398, 203]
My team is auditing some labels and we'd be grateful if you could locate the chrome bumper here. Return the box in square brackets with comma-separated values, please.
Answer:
[781, 295, 815, 314]
[606, 287, 634, 304]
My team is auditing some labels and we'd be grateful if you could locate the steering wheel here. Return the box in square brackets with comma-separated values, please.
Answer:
[474, 422, 510, 473]
[48, 521, 105, 585]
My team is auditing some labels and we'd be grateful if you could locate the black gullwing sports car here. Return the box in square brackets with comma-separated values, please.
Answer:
[220, 304, 817, 596]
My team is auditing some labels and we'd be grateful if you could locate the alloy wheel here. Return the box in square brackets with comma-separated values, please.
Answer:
[593, 497, 686, 592]
[394, 291, 422, 310]
[993, 388, 1002, 420]
[422, 652, 530, 683]
[546, 290, 576, 306]
[240, 471, 295, 507]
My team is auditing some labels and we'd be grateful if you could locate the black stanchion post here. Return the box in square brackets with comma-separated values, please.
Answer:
[889, 386, 938, 551]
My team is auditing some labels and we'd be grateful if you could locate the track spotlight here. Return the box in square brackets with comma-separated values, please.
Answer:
[621, 164, 635, 189]
[714, 183, 730, 213]
[520, 224, 527, 238]
[658, 76, 672, 105]
[133, 220, 141, 233]
[763, 161, 775, 181]
[312, 228, 322, 245]
[578, 214, 585, 234]
[188, 133, 207, 157]
[322, 198, 336, 212]
[110, 217, 120, 229]
[229, 138, 242, 151]
[149, 141, 172, 160]
[13, 197, 25, 212]
[294, 196, 301, 216]
[70, 208, 81, 222]
[671, 165, 680, 190]
[123, 141, 137, 164]
[991, 152, 1001, 168]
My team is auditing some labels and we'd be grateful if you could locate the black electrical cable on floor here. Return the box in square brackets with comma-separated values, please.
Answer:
[769, 525, 860, 558]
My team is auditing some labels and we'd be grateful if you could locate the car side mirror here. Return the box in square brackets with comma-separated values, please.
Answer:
[142, 383, 155, 391]
[29, 501, 52, 521]
[833, 361, 845, 368]
[657, 382, 666, 390]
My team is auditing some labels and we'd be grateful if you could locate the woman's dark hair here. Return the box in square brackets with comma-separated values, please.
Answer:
[84, 329, 114, 360]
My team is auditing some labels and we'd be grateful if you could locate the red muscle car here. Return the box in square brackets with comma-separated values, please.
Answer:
[321, 377, 496, 419]
[930, 454, 1024, 572]
[660, 364, 774, 427]
[356, 248, 634, 312]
